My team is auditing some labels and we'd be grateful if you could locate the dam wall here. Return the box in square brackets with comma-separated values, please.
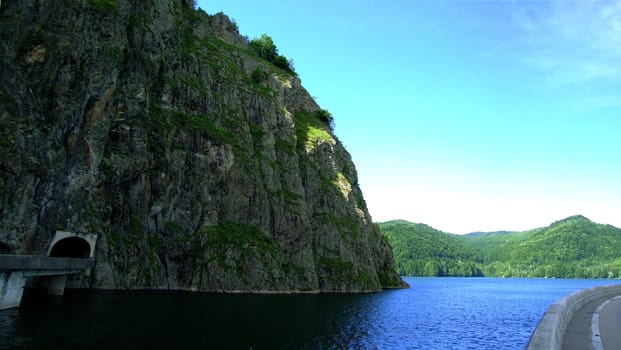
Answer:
[527, 284, 621, 350]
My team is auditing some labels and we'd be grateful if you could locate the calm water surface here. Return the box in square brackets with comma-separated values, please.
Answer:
[0, 277, 618, 349]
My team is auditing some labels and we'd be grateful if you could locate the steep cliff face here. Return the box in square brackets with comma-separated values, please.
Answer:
[0, 0, 404, 291]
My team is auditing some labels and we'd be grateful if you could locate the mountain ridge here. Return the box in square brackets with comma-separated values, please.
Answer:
[380, 215, 621, 278]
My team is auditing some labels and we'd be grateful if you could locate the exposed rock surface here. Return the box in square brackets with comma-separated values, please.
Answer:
[0, 0, 404, 292]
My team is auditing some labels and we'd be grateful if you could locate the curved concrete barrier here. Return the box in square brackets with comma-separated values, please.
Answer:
[527, 284, 621, 350]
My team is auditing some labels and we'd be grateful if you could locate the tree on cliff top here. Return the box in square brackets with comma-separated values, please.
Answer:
[250, 34, 278, 61]
[250, 34, 296, 75]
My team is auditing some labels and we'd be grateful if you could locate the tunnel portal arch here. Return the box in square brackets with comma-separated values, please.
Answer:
[0, 242, 11, 254]
[49, 237, 91, 258]
[47, 231, 97, 259]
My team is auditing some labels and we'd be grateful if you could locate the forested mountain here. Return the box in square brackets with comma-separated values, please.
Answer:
[380, 221, 484, 277]
[381, 216, 621, 278]
[465, 215, 621, 278]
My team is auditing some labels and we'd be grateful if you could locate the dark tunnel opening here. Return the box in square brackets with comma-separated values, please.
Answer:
[0, 241, 11, 254]
[49, 237, 91, 258]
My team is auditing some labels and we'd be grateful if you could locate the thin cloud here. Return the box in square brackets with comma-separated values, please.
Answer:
[512, 0, 621, 87]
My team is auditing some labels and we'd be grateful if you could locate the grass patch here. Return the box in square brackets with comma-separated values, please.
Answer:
[315, 213, 360, 237]
[274, 136, 295, 154]
[294, 111, 334, 152]
[179, 31, 201, 58]
[202, 222, 276, 253]
[355, 270, 376, 289]
[87, 0, 118, 14]
[0, 85, 15, 106]
[275, 189, 303, 206]
[177, 112, 235, 143]
[148, 105, 236, 146]
[165, 220, 185, 234]
[201, 36, 276, 99]
[249, 123, 265, 143]
[319, 257, 354, 273]
[333, 172, 352, 199]
[198, 222, 279, 269]
[180, 75, 208, 97]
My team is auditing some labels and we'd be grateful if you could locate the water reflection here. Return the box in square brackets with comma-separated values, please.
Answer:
[0, 308, 17, 345]
[308, 294, 378, 349]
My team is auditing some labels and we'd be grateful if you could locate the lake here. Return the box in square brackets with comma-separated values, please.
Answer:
[0, 277, 618, 349]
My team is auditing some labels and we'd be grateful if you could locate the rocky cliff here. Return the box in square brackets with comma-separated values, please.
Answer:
[0, 0, 404, 292]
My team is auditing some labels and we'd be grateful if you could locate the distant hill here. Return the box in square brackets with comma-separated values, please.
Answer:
[380, 215, 621, 278]
[379, 220, 484, 277]
[464, 215, 621, 278]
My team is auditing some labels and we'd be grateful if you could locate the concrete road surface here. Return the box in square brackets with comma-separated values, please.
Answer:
[563, 295, 621, 350]
[599, 296, 621, 350]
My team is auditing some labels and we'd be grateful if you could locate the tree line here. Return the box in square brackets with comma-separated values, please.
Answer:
[380, 216, 621, 278]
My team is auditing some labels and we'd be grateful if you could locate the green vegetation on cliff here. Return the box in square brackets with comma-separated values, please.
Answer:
[0, 0, 403, 292]
[381, 216, 621, 278]
[249, 34, 296, 75]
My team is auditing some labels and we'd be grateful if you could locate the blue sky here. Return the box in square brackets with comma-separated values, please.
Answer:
[198, 0, 621, 234]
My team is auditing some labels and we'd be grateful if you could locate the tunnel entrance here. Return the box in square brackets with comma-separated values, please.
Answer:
[0, 242, 11, 254]
[49, 237, 91, 258]
[47, 231, 97, 259]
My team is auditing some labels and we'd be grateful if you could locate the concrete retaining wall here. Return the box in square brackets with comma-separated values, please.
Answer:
[0, 255, 95, 272]
[527, 284, 621, 350]
[0, 271, 25, 309]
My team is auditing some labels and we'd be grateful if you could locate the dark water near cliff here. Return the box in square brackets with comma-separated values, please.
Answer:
[0, 277, 618, 349]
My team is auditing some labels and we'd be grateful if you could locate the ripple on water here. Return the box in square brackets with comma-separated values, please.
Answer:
[0, 278, 617, 350]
